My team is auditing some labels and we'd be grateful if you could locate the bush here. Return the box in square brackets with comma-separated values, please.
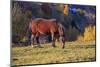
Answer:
[12, 2, 32, 36]
[77, 25, 96, 41]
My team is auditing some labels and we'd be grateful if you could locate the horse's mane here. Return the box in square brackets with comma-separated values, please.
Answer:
[32, 18, 43, 22]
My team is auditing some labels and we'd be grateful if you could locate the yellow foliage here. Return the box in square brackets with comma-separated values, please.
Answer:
[77, 25, 96, 41]
[56, 4, 69, 16]
[63, 5, 69, 15]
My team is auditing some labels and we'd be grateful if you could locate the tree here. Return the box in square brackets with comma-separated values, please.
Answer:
[12, 2, 32, 43]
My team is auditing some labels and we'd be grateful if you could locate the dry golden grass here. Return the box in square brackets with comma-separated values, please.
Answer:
[77, 25, 96, 41]
[12, 41, 96, 66]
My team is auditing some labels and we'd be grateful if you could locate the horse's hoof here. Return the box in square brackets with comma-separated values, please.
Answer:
[52, 45, 56, 48]
[62, 47, 64, 49]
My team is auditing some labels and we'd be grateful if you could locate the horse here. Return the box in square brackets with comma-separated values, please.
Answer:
[28, 18, 65, 48]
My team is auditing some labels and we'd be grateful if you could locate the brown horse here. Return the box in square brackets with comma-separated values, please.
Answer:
[29, 18, 65, 48]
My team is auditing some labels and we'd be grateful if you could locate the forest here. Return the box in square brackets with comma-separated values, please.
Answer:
[12, 1, 96, 45]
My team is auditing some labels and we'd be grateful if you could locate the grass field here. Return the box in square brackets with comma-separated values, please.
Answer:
[11, 41, 96, 66]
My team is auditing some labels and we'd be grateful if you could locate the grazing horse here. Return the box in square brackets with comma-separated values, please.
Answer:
[28, 18, 65, 48]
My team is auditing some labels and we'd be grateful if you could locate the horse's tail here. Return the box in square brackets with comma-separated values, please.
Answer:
[26, 22, 32, 45]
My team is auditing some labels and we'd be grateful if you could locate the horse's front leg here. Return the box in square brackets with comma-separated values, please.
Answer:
[51, 33, 56, 47]
[36, 36, 41, 47]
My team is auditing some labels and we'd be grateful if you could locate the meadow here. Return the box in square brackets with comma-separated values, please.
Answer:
[12, 41, 96, 66]
[11, 1, 96, 66]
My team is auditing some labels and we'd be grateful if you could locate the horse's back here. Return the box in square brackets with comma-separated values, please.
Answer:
[31, 18, 58, 34]
[37, 21, 50, 34]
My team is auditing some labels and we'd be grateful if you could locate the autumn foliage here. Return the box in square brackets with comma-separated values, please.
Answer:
[77, 25, 96, 41]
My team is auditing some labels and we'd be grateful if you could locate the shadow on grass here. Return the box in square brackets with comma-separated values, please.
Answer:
[75, 44, 96, 49]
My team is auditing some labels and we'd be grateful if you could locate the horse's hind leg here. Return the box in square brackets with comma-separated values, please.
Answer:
[51, 33, 56, 47]
[31, 34, 34, 47]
